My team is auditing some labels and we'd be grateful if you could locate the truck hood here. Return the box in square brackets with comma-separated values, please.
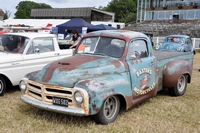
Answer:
[26, 55, 126, 87]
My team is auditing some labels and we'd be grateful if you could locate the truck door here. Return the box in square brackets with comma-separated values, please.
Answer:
[126, 39, 157, 102]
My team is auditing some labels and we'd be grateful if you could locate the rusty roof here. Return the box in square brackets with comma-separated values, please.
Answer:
[31, 7, 92, 17]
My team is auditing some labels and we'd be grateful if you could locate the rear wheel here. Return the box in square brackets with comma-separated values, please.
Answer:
[92, 96, 120, 125]
[168, 74, 187, 96]
[0, 76, 6, 96]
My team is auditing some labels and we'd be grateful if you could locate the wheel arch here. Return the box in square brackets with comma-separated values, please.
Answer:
[89, 92, 129, 116]
[185, 73, 191, 83]
[97, 94, 127, 114]
[0, 74, 13, 88]
[163, 59, 192, 88]
[75, 73, 132, 115]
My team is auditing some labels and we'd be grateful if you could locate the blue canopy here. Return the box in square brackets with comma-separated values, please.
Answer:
[87, 24, 117, 32]
[56, 18, 93, 34]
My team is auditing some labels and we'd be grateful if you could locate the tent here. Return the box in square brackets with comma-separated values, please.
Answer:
[56, 18, 93, 34]
[87, 24, 117, 32]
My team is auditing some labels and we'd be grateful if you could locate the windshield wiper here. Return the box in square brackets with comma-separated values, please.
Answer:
[78, 52, 109, 57]
[83, 52, 93, 54]
[93, 53, 108, 56]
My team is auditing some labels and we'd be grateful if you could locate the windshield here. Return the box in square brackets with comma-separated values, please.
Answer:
[164, 36, 185, 44]
[76, 37, 126, 58]
[0, 35, 29, 54]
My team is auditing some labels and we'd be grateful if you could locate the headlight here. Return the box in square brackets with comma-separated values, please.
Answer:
[19, 80, 27, 91]
[74, 91, 83, 103]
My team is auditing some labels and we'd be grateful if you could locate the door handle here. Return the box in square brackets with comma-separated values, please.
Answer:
[12, 62, 20, 65]
[151, 61, 154, 66]
[54, 53, 60, 56]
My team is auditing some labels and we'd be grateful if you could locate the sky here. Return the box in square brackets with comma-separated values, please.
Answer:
[0, 0, 111, 18]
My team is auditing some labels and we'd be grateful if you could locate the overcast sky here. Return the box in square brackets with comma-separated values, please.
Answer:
[0, 0, 111, 18]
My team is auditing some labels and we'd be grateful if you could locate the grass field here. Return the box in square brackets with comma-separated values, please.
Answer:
[0, 53, 200, 133]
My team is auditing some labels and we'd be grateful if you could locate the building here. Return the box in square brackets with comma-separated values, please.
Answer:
[30, 7, 115, 23]
[0, 9, 4, 21]
[1, 7, 125, 30]
[137, 0, 200, 23]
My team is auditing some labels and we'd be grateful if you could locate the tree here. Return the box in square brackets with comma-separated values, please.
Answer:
[33, 3, 52, 9]
[3, 10, 11, 20]
[103, 0, 137, 24]
[14, 1, 52, 19]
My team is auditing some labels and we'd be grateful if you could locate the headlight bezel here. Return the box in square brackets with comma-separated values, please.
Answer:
[19, 80, 27, 92]
[74, 91, 83, 103]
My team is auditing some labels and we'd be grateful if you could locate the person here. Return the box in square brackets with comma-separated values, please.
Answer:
[171, 37, 177, 42]
[69, 29, 81, 49]
[64, 29, 68, 38]
[2, 35, 21, 52]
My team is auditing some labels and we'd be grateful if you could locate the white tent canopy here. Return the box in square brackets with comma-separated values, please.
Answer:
[2, 18, 125, 30]
[0, 20, 5, 28]
[3, 18, 70, 28]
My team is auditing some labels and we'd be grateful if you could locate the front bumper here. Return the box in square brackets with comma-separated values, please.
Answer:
[20, 95, 85, 116]
[19, 79, 89, 116]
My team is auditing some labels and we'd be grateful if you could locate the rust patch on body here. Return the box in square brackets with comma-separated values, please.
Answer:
[111, 60, 121, 68]
[163, 59, 191, 88]
[42, 56, 101, 82]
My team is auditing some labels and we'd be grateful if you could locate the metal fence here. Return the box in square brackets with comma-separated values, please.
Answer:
[152, 37, 200, 49]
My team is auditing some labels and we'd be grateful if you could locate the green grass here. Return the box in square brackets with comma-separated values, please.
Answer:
[195, 49, 200, 53]
[0, 54, 200, 133]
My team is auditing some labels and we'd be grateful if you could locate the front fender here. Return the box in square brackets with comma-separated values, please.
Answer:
[163, 59, 192, 88]
[74, 73, 132, 115]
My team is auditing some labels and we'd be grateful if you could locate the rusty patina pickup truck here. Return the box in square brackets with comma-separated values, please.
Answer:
[19, 30, 193, 125]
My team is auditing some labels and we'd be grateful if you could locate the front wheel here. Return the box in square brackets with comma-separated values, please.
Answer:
[168, 74, 187, 96]
[92, 96, 120, 125]
[0, 76, 6, 96]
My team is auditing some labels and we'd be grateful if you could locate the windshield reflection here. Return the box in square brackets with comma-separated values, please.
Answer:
[76, 37, 126, 58]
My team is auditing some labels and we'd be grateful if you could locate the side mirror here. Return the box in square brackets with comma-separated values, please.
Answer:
[34, 48, 40, 53]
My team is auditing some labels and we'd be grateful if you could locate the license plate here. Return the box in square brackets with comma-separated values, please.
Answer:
[52, 97, 68, 107]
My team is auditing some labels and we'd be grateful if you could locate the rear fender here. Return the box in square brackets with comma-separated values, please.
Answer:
[75, 73, 132, 115]
[163, 59, 192, 88]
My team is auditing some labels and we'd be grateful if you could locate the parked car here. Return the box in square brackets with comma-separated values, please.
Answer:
[156, 35, 195, 54]
[19, 30, 193, 125]
[58, 33, 82, 45]
[0, 33, 73, 96]
[57, 33, 72, 45]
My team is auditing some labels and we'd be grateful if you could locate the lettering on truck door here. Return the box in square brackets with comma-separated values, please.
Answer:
[126, 39, 157, 102]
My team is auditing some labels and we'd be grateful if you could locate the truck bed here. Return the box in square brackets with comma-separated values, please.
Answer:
[154, 50, 192, 61]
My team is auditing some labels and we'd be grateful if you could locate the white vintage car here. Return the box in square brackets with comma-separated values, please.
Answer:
[0, 32, 73, 96]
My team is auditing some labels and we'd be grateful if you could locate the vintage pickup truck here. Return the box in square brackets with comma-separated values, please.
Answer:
[0, 33, 73, 96]
[19, 30, 193, 125]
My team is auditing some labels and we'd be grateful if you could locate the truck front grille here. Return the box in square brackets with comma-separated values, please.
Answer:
[26, 81, 73, 105]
